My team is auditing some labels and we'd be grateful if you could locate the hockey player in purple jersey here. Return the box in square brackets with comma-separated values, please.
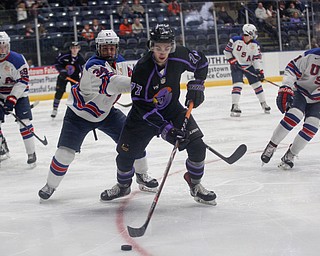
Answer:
[38, 30, 158, 200]
[0, 31, 37, 166]
[51, 41, 86, 118]
[101, 24, 216, 205]
[261, 48, 320, 169]
[224, 24, 271, 117]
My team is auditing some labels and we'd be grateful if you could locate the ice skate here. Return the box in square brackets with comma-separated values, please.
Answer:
[278, 148, 295, 170]
[38, 183, 55, 200]
[135, 173, 158, 193]
[27, 152, 37, 168]
[230, 104, 241, 117]
[261, 142, 277, 164]
[183, 172, 216, 206]
[51, 109, 57, 118]
[100, 183, 131, 201]
[261, 101, 271, 114]
[0, 137, 10, 161]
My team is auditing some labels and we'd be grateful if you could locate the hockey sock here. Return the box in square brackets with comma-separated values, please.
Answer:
[250, 82, 266, 103]
[271, 108, 303, 145]
[47, 147, 75, 188]
[290, 116, 319, 155]
[19, 121, 35, 155]
[231, 82, 243, 104]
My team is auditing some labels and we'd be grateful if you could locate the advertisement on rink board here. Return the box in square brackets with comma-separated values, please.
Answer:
[28, 51, 300, 101]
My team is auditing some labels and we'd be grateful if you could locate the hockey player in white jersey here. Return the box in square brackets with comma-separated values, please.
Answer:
[261, 48, 320, 169]
[38, 30, 158, 200]
[0, 31, 37, 166]
[224, 24, 270, 117]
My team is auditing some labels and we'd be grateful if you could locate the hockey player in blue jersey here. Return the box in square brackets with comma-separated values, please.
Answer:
[261, 48, 320, 169]
[100, 24, 216, 205]
[38, 30, 158, 200]
[224, 24, 271, 117]
[0, 31, 37, 166]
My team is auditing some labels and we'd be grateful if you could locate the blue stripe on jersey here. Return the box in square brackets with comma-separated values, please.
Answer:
[304, 48, 320, 57]
[6, 51, 26, 69]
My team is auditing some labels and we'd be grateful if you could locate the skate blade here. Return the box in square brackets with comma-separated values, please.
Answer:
[278, 162, 292, 170]
[230, 112, 241, 117]
[28, 162, 37, 169]
[194, 197, 217, 206]
[138, 184, 158, 193]
[264, 110, 271, 114]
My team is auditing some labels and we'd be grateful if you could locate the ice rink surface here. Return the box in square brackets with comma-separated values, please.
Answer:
[1, 83, 320, 256]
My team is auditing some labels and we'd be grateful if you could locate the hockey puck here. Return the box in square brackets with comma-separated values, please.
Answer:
[121, 244, 132, 251]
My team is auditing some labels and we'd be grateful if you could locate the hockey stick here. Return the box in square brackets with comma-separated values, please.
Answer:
[66, 77, 133, 108]
[240, 68, 280, 87]
[115, 101, 132, 107]
[9, 111, 48, 146]
[205, 143, 247, 164]
[30, 100, 40, 109]
[127, 102, 194, 238]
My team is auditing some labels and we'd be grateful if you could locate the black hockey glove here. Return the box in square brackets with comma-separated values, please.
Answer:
[3, 95, 17, 114]
[160, 122, 189, 146]
[255, 69, 265, 82]
[276, 86, 294, 113]
[59, 69, 68, 80]
[228, 58, 241, 71]
[185, 80, 205, 108]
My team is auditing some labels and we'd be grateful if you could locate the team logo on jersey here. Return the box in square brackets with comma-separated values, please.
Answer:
[65, 64, 75, 75]
[160, 77, 166, 84]
[121, 144, 129, 152]
[153, 87, 172, 110]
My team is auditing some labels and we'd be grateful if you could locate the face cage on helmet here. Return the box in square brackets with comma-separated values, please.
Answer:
[96, 43, 119, 61]
[0, 41, 10, 59]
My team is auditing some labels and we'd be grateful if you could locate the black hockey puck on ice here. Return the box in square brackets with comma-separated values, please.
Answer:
[121, 244, 132, 251]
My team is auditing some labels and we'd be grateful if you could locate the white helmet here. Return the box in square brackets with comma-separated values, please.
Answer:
[242, 24, 258, 40]
[95, 30, 119, 61]
[0, 31, 10, 59]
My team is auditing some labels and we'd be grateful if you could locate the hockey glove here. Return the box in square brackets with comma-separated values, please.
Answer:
[59, 69, 68, 80]
[255, 69, 265, 82]
[160, 122, 189, 146]
[185, 80, 205, 108]
[3, 95, 17, 114]
[228, 58, 241, 71]
[276, 86, 294, 113]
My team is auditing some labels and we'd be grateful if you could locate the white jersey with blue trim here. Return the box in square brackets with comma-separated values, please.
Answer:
[67, 55, 132, 122]
[283, 48, 320, 103]
[0, 51, 29, 100]
[224, 36, 263, 70]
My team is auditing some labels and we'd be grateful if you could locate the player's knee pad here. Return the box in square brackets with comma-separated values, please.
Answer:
[55, 146, 76, 165]
[186, 137, 206, 162]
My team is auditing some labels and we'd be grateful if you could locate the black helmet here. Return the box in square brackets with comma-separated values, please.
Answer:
[150, 24, 175, 43]
[149, 24, 176, 52]
[70, 41, 80, 49]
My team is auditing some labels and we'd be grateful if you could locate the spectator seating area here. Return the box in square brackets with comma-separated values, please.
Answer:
[0, 1, 315, 66]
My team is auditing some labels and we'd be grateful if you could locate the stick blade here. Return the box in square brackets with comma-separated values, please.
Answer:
[227, 144, 247, 164]
[127, 225, 146, 237]
[42, 136, 48, 146]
